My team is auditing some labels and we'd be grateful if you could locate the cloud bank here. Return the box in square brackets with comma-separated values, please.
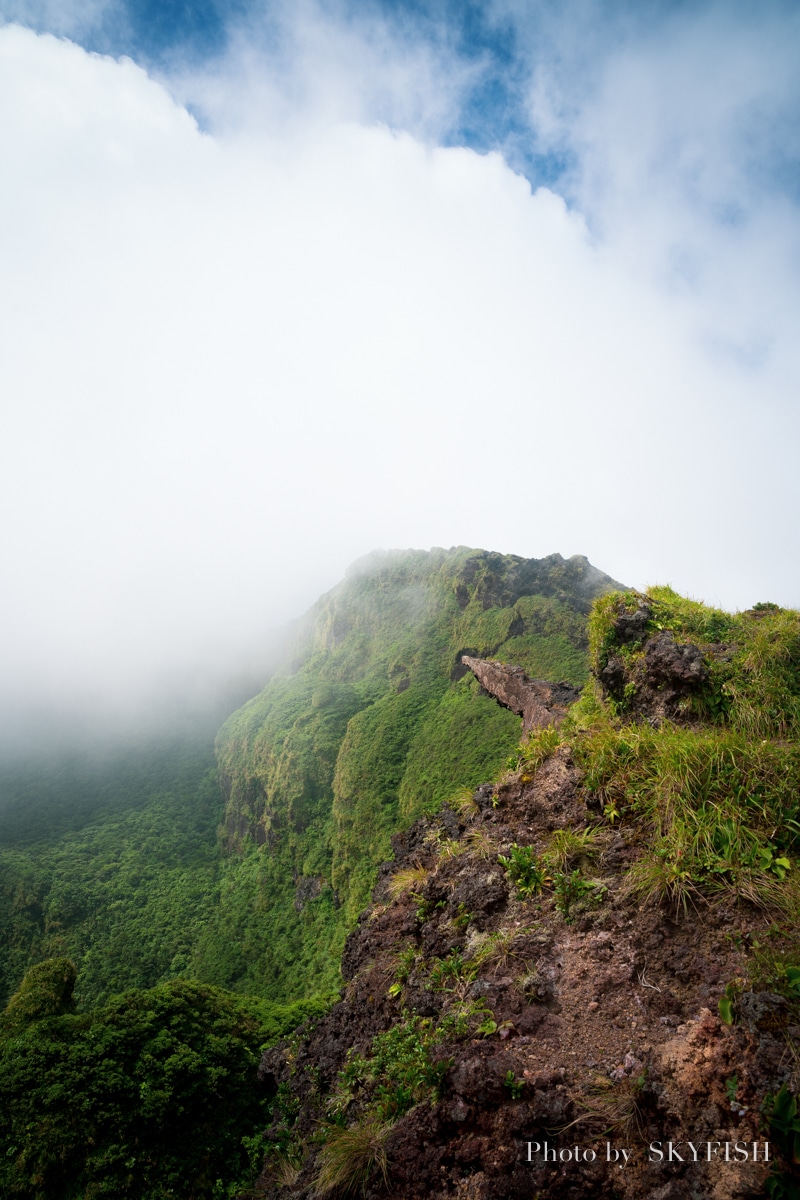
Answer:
[0, 2, 798, 719]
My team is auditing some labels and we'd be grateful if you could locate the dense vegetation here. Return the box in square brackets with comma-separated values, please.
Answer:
[0, 547, 619, 1198]
[0, 548, 611, 1010]
[214, 547, 616, 999]
[0, 959, 322, 1199]
[0, 759, 221, 1009]
[2, 564, 798, 1198]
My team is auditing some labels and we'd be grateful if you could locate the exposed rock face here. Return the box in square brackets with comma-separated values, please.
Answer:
[460, 657, 581, 732]
[598, 612, 717, 723]
[644, 631, 709, 689]
[612, 602, 652, 644]
[293, 875, 325, 913]
[253, 748, 783, 1200]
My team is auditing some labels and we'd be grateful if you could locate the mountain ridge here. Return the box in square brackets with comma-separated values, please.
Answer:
[211, 546, 623, 999]
[252, 585, 800, 1200]
[2, 557, 800, 1199]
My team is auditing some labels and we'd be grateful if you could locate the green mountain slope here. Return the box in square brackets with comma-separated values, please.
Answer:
[0, 547, 620, 1012]
[208, 547, 621, 1000]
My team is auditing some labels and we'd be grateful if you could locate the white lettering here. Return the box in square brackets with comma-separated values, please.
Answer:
[649, 1142, 664, 1162]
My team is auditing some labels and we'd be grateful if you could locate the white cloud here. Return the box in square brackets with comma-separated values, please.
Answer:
[511, 2, 800, 346]
[0, 14, 798, 716]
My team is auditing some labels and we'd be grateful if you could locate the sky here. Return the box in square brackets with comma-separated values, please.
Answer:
[1, 0, 799, 724]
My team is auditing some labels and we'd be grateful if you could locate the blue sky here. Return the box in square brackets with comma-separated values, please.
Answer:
[0, 0, 799, 713]
[49, 0, 799, 199]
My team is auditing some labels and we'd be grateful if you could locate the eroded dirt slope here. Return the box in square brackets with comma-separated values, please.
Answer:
[254, 740, 795, 1199]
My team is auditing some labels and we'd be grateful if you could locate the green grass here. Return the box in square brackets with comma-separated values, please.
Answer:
[575, 719, 799, 908]
[568, 588, 800, 917]
[542, 826, 606, 872]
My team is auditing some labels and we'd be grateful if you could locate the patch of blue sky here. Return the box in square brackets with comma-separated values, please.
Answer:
[119, 0, 230, 63]
[336, 0, 568, 187]
[76, 0, 235, 63]
[82, 0, 565, 185]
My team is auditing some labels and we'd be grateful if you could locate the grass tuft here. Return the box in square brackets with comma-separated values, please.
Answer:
[386, 865, 428, 899]
[542, 827, 607, 873]
[314, 1118, 391, 1196]
[448, 789, 480, 820]
[464, 827, 497, 860]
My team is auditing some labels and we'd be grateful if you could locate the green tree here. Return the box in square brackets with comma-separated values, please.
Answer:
[0, 969, 271, 1199]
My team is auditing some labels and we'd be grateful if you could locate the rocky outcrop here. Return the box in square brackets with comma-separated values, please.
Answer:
[251, 744, 787, 1200]
[598, 607, 719, 723]
[461, 657, 580, 732]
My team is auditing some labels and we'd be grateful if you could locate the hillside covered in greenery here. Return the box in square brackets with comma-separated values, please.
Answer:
[211, 547, 620, 1000]
[0, 548, 616, 1014]
[0, 545, 621, 1197]
[1, 560, 799, 1198]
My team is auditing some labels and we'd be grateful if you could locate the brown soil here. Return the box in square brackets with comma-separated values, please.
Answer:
[253, 745, 798, 1200]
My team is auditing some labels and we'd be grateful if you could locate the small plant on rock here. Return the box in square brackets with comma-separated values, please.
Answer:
[392, 944, 419, 984]
[553, 869, 593, 921]
[498, 844, 549, 899]
[450, 902, 473, 931]
[504, 1069, 526, 1099]
[428, 950, 475, 991]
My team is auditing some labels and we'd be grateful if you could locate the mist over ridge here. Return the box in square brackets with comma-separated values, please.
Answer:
[1, 1, 798, 739]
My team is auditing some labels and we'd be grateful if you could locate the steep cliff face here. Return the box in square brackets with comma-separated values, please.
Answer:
[252, 588, 800, 1199]
[213, 548, 621, 1000]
